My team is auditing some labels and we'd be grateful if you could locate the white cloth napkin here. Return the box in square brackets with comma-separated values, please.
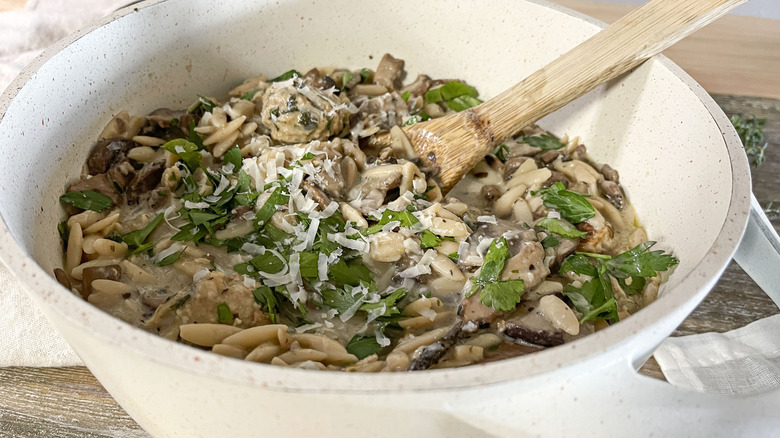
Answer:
[653, 314, 780, 395]
[1, 1, 779, 400]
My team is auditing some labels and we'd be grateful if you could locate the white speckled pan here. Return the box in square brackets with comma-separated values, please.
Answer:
[1, 0, 779, 436]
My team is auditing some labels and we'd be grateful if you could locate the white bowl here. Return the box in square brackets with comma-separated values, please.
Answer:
[0, 0, 777, 436]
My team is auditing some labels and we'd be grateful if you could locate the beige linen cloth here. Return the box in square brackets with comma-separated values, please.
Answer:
[1, 0, 779, 397]
[0, 0, 125, 366]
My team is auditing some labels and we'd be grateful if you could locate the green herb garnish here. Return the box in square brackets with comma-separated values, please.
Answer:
[730, 114, 768, 167]
[467, 237, 525, 311]
[346, 335, 382, 360]
[520, 134, 565, 150]
[561, 242, 679, 324]
[217, 302, 234, 324]
[535, 217, 587, 239]
[535, 182, 595, 223]
[269, 69, 301, 82]
[122, 213, 164, 254]
[59, 190, 112, 212]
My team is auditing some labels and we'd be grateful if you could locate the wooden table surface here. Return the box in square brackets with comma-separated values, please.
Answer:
[1, 1, 779, 437]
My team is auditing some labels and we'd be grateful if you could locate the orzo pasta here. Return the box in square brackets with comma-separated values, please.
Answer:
[56, 54, 678, 371]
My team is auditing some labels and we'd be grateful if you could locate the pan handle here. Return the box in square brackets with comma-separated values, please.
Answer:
[733, 193, 780, 307]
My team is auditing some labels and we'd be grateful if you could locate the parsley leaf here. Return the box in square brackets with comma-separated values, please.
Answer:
[157, 249, 183, 266]
[240, 87, 264, 101]
[329, 260, 373, 288]
[419, 230, 442, 248]
[491, 144, 509, 162]
[252, 286, 279, 323]
[59, 190, 113, 212]
[541, 235, 560, 248]
[604, 241, 679, 278]
[216, 302, 234, 324]
[346, 335, 382, 360]
[520, 134, 565, 150]
[253, 186, 290, 229]
[535, 217, 587, 239]
[161, 138, 202, 171]
[467, 238, 526, 311]
[561, 242, 678, 324]
[354, 209, 420, 237]
[342, 72, 353, 90]
[222, 146, 242, 172]
[360, 288, 406, 317]
[535, 182, 595, 223]
[472, 238, 510, 286]
[479, 280, 525, 311]
[269, 69, 301, 82]
[122, 213, 164, 253]
[188, 95, 217, 115]
[321, 288, 359, 314]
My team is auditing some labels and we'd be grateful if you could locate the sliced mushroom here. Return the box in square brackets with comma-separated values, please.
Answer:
[407, 321, 465, 371]
[373, 53, 405, 91]
[80, 264, 122, 299]
[302, 180, 332, 209]
[501, 301, 565, 347]
[598, 177, 626, 210]
[302, 68, 337, 91]
[501, 241, 550, 290]
[125, 160, 166, 204]
[86, 138, 138, 175]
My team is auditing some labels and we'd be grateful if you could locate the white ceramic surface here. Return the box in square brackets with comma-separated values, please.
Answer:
[0, 0, 776, 436]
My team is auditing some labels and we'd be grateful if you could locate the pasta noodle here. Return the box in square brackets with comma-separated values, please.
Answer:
[54, 54, 678, 372]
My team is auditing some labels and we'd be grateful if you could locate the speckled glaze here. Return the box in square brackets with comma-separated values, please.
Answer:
[0, 0, 777, 436]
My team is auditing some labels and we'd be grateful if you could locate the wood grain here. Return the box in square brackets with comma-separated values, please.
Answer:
[552, 0, 780, 99]
[0, 0, 24, 11]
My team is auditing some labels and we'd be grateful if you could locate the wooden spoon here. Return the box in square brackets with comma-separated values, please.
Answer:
[369, 0, 747, 191]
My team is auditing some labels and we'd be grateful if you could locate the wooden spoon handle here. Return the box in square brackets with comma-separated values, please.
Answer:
[475, 0, 746, 143]
[395, 0, 746, 190]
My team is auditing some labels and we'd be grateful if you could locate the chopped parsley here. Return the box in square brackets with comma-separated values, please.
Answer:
[269, 69, 301, 82]
[122, 213, 164, 255]
[216, 302, 234, 324]
[491, 144, 509, 162]
[534, 182, 595, 223]
[561, 242, 679, 323]
[424, 81, 482, 112]
[346, 335, 382, 360]
[59, 190, 113, 212]
[535, 217, 587, 239]
[520, 134, 565, 150]
[467, 237, 525, 311]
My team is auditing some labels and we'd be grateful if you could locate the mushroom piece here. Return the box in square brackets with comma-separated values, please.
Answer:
[373, 53, 405, 91]
[458, 295, 503, 326]
[80, 264, 122, 299]
[598, 177, 626, 210]
[501, 241, 550, 290]
[407, 322, 465, 371]
[125, 160, 166, 204]
[302, 68, 337, 91]
[400, 74, 433, 98]
[302, 180, 332, 209]
[86, 138, 138, 175]
[352, 164, 404, 212]
[500, 301, 565, 347]
[141, 108, 195, 140]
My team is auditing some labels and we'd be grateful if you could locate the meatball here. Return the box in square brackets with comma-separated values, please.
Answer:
[260, 81, 350, 143]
